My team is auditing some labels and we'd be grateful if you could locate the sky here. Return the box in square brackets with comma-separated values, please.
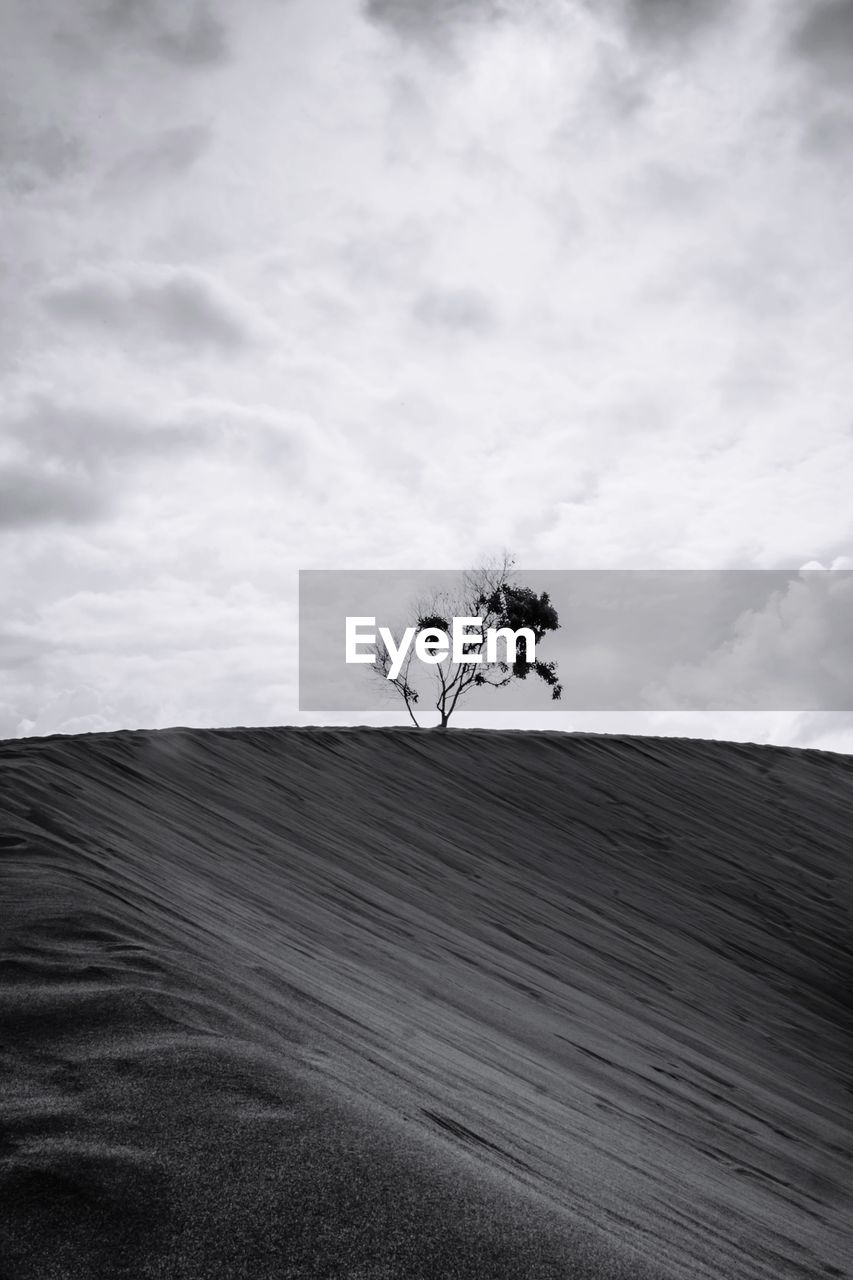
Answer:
[1, 0, 852, 749]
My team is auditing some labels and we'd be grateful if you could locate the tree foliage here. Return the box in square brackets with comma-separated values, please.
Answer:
[374, 556, 562, 728]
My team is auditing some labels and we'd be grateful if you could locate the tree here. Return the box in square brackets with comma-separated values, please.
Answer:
[374, 555, 562, 728]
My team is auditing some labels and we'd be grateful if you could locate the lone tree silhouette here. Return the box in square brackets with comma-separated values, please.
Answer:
[375, 556, 562, 728]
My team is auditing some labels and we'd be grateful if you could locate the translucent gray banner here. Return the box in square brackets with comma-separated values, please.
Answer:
[299, 569, 853, 713]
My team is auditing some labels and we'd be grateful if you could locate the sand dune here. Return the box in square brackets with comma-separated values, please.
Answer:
[1, 727, 851, 1279]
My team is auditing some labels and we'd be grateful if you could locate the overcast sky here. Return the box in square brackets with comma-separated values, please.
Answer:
[2, 0, 852, 748]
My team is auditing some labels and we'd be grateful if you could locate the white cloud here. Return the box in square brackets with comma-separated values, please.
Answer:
[0, 463, 106, 529]
[41, 264, 270, 352]
[61, 0, 230, 70]
[642, 572, 853, 711]
[104, 123, 212, 187]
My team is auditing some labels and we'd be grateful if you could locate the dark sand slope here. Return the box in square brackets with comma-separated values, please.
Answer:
[1, 729, 851, 1280]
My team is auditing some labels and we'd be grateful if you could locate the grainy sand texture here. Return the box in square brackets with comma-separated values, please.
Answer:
[1, 727, 851, 1279]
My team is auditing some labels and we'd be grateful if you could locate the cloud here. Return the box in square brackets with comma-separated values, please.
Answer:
[1, 394, 311, 539]
[411, 287, 497, 334]
[0, 116, 84, 191]
[0, 396, 208, 531]
[95, 0, 229, 67]
[7, 399, 205, 469]
[41, 265, 266, 352]
[163, 398, 313, 472]
[106, 123, 212, 186]
[803, 108, 853, 158]
[0, 628, 55, 670]
[364, 0, 505, 46]
[5, 394, 311, 484]
[367, 0, 730, 53]
[0, 583, 302, 739]
[624, 0, 730, 44]
[645, 572, 853, 712]
[792, 1, 853, 78]
[0, 463, 106, 529]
